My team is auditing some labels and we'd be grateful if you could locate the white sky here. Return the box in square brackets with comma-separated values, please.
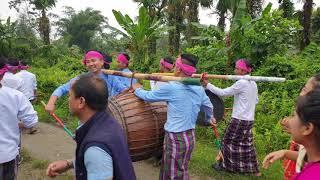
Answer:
[0, 0, 319, 30]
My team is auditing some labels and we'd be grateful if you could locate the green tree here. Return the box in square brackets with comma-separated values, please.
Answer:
[56, 7, 106, 51]
[9, 0, 57, 45]
[247, 0, 262, 19]
[301, 0, 313, 49]
[279, 0, 295, 19]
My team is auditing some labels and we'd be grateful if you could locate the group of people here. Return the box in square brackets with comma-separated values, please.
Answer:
[1, 49, 319, 180]
[0, 57, 38, 179]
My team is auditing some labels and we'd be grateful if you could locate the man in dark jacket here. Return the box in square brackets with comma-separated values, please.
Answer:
[46, 73, 136, 180]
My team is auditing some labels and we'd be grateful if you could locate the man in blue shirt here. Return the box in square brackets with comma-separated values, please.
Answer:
[46, 73, 136, 180]
[45, 51, 127, 114]
[132, 54, 215, 180]
[115, 53, 137, 88]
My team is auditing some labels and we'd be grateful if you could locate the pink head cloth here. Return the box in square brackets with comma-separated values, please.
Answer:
[7, 65, 19, 72]
[82, 51, 104, 65]
[175, 57, 196, 76]
[160, 59, 174, 70]
[0, 65, 8, 75]
[18, 61, 29, 70]
[117, 54, 129, 65]
[236, 59, 252, 73]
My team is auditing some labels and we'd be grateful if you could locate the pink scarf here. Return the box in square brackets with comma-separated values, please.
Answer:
[82, 51, 104, 65]
[236, 59, 252, 73]
[160, 59, 174, 70]
[0, 65, 8, 75]
[117, 54, 129, 65]
[175, 58, 196, 76]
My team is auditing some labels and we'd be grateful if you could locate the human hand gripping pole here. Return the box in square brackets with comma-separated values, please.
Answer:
[41, 101, 75, 140]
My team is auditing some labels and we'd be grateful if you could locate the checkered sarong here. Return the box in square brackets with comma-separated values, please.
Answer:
[0, 157, 18, 180]
[160, 129, 195, 180]
[219, 118, 259, 173]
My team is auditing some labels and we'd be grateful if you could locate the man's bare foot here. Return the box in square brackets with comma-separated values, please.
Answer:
[255, 172, 262, 177]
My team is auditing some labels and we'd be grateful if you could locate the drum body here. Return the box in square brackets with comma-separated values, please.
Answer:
[108, 92, 167, 161]
[108, 90, 224, 161]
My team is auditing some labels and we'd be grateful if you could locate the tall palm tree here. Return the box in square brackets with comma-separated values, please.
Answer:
[279, 0, 295, 19]
[247, 0, 262, 19]
[186, 0, 213, 46]
[301, 0, 313, 49]
[9, 0, 57, 45]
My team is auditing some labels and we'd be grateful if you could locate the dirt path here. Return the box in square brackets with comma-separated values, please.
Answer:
[21, 122, 213, 180]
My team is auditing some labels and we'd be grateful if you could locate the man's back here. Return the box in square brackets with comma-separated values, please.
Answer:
[0, 86, 38, 163]
[16, 70, 37, 100]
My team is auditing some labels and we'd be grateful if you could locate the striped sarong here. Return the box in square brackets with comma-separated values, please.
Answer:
[0, 157, 18, 180]
[219, 118, 259, 174]
[160, 129, 195, 180]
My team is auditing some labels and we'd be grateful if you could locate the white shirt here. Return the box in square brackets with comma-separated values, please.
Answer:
[1, 72, 28, 97]
[16, 70, 37, 100]
[150, 80, 168, 90]
[0, 86, 38, 163]
[206, 78, 258, 121]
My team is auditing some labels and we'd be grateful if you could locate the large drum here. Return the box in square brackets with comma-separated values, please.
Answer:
[108, 92, 167, 162]
[108, 90, 224, 161]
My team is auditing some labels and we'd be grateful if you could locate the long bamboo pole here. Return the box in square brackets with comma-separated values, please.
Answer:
[152, 73, 286, 83]
[102, 70, 201, 85]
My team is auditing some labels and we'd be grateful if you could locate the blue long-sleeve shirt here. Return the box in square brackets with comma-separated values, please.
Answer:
[52, 72, 127, 98]
[112, 68, 137, 88]
[134, 81, 213, 132]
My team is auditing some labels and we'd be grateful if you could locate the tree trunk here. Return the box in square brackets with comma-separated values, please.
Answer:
[168, 5, 175, 56]
[147, 7, 157, 66]
[218, 10, 226, 31]
[301, 0, 313, 50]
[39, 9, 50, 45]
[186, 0, 199, 46]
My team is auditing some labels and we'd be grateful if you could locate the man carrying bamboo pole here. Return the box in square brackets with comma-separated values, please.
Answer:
[131, 54, 216, 180]
[202, 59, 261, 176]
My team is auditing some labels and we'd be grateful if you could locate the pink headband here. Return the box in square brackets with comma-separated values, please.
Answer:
[160, 59, 174, 70]
[82, 51, 104, 65]
[7, 65, 19, 72]
[175, 58, 196, 76]
[0, 65, 8, 75]
[236, 59, 252, 73]
[117, 54, 129, 65]
[18, 61, 29, 70]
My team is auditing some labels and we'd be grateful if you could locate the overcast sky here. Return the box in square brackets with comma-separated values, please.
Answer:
[0, 0, 319, 30]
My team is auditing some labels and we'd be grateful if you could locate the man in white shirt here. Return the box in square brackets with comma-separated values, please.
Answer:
[0, 57, 38, 179]
[16, 60, 37, 102]
[202, 59, 261, 177]
[1, 58, 28, 96]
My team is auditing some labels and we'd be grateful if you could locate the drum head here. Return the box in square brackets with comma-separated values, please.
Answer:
[197, 90, 224, 126]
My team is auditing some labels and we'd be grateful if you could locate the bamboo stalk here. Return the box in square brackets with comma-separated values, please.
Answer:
[153, 73, 286, 83]
[102, 70, 201, 85]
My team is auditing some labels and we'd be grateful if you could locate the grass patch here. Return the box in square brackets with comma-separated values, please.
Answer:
[32, 159, 50, 169]
[190, 139, 283, 180]
[19, 149, 74, 180]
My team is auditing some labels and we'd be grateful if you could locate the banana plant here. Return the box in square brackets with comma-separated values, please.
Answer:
[112, 6, 163, 71]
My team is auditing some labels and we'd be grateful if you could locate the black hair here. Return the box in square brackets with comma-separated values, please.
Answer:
[71, 73, 108, 111]
[163, 56, 174, 64]
[19, 60, 28, 66]
[0, 57, 7, 69]
[120, 53, 130, 61]
[296, 89, 320, 142]
[180, 53, 198, 67]
[8, 58, 19, 66]
[103, 54, 112, 69]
